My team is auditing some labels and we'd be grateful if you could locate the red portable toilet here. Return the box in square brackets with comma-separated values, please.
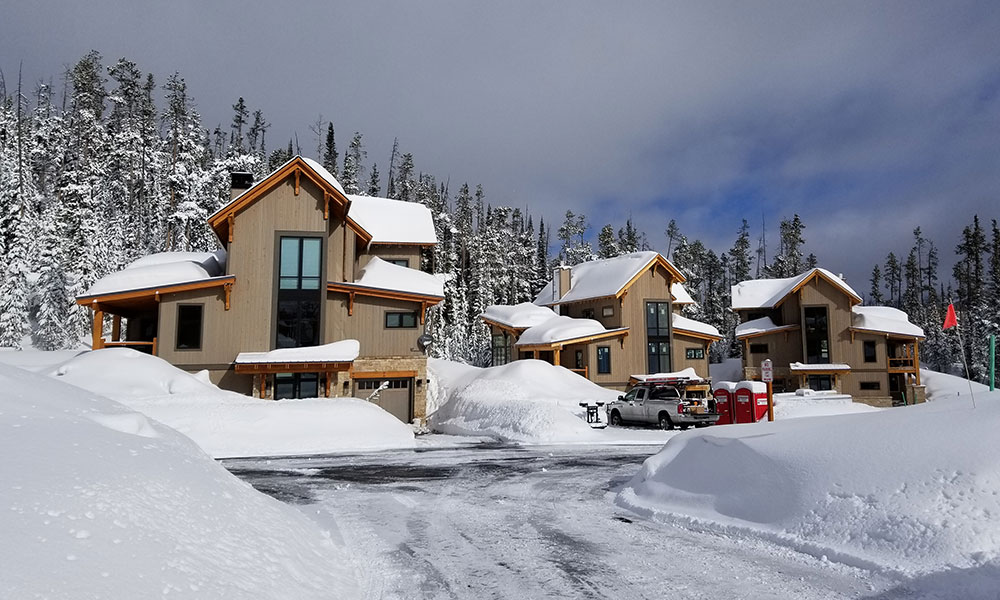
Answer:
[734, 381, 769, 423]
[712, 382, 737, 425]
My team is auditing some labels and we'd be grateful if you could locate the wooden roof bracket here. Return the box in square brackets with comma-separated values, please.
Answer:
[294, 168, 301, 195]
[323, 192, 330, 220]
[223, 281, 233, 311]
[348, 291, 355, 316]
[227, 213, 235, 243]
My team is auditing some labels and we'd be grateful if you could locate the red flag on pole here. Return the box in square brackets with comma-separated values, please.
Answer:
[943, 303, 958, 330]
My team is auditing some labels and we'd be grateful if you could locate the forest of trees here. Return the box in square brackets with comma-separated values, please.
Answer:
[1, 52, 997, 383]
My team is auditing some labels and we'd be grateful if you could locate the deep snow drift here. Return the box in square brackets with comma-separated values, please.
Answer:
[428, 358, 618, 443]
[47, 348, 415, 458]
[0, 362, 359, 598]
[616, 370, 1000, 586]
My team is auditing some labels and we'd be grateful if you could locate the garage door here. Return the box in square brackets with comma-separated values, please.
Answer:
[354, 378, 412, 423]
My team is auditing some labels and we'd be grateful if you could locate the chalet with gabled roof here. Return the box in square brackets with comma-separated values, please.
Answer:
[732, 268, 925, 406]
[481, 251, 721, 390]
[77, 156, 442, 423]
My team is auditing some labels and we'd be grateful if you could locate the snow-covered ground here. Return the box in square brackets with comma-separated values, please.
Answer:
[616, 368, 1000, 596]
[44, 348, 415, 458]
[427, 357, 878, 443]
[0, 361, 360, 598]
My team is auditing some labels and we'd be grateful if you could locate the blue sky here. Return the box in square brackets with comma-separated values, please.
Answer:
[2, 1, 999, 291]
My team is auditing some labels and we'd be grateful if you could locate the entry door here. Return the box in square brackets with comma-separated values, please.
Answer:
[355, 378, 413, 423]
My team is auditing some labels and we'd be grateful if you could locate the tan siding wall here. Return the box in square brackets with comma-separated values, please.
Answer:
[671, 332, 712, 378]
[620, 263, 675, 377]
[157, 287, 240, 366]
[560, 298, 622, 329]
[797, 277, 854, 364]
[225, 177, 331, 353]
[327, 293, 424, 358]
[357, 245, 423, 270]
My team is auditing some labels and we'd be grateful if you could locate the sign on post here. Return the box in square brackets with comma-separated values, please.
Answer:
[761, 359, 773, 383]
[761, 359, 775, 421]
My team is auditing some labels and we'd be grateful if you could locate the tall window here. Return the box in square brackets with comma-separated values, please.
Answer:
[804, 306, 830, 363]
[492, 333, 510, 366]
[863, 341, 877, 363]
[597, 346, 611, 374]
[176, 305, 203, 350]
[646, 301, 671, 373]
[276, 236, 322, 348]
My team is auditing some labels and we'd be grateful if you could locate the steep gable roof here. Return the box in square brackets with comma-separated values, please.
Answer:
[533, 251, 685, 306]
[730, 268, 862, 310]
[207, 156, 371, 245]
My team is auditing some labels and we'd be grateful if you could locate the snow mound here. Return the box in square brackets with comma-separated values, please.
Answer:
[49, 349, 415, 458]
[50, 347, 216, 398]
[616, 380, 1000, 576]
[0, 362, 359, 598]
[428, 358, 619, 444]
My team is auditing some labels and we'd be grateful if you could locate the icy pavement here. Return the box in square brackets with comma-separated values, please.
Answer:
[225, 444, 897, 599]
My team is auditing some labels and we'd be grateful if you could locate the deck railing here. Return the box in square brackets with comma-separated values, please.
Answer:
[103, 338, 157, 356]
[567, 367, 589, 379]
[888, 356, 915, 370]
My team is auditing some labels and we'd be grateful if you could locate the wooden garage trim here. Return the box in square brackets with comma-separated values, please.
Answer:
[351, 370, 418, 379]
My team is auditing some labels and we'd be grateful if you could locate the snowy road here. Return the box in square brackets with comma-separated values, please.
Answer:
[225, 443, 894, 599]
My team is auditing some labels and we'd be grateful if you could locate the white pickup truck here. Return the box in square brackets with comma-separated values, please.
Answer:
[606, 376, 719, 430]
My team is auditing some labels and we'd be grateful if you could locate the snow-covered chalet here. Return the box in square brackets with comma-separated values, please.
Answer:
[77, 156, 443, 423]
[481, 251, 721, 390]
[732, 268, 925, 406]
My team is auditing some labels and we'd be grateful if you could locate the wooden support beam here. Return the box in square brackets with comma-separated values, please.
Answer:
[152, 337, 157, 356]
[111, 315, 121, 342]
[91, 308, 104, 350]
[914, 341, 921, 386]
[553, 348, 561, 366]
[224, 282, 233, 311]
[325, 373, 333, 398]
[261, 374, 268, 400]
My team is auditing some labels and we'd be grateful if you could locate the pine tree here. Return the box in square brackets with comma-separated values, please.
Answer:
[341, 132, 365, 194]
[597, 224, 620, 258]
[366, 163, 380, 196]
[869, 264, 884, 304]
[729, 219, 752, 283]
[767, 214, 806, 278]
[665, 219, 681, 259]
[322, 122, 337, 176]
[557, 210, 591, 265]
[884, 252, 902, 307]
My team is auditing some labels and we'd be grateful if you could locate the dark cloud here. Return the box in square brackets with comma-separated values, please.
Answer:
[3, 1, 998, 289]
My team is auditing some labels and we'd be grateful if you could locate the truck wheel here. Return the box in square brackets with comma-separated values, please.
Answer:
[658, 413, 674, 430]
[610, 411, 622, 426]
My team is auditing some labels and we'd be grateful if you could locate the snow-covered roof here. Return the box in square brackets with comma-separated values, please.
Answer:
[789, 362, 851, 371]
[734, 316, 800, 339]
[481, 303, 559, 330]
[671, 314, 721, 339]
[671, 282, 695, 305]
[349, 257, 444, 298]
[516, 316, 627, 346]
[82, 250, 229, 298]
[300, 156, 347, 196]
[852, 306, 924, 338]
[731, 268, 862, 310]
[347, 194, 437, 245]
[631, 368, 702, 382]
[235, 340, 360, 364]
[534, 251, 681, 306]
